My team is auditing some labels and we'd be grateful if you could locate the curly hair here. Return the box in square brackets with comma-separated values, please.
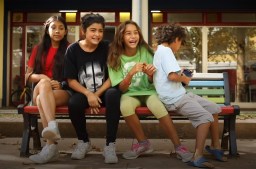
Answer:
[108, 20, 153, 70]
[81, 13, 105, 31]
[154, 23, 187, 45]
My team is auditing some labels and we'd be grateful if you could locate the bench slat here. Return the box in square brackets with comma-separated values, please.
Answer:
[189, 81, 224, 87]
[192, 73, 223, 80]
[187, 89, 225, 95]
[23, 105, 236, 116]
[202, 97, 225, 104]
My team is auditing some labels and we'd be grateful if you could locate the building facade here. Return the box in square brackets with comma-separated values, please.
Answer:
[1, 0, 256, 107]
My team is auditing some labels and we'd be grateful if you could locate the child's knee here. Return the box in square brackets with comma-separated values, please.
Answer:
[192, 113, 214, 128]
[120, 103, 135, 117]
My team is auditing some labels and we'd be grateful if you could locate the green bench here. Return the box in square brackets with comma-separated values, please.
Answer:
[17, 72, 240, 157]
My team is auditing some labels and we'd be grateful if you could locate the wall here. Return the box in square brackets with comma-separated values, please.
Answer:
[0, 0, 4, 107]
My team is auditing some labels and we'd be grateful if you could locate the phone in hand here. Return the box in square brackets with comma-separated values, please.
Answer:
[182, 69, 193, 86]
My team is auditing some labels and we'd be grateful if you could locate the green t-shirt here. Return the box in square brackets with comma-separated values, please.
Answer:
[108, 47, 156, 96]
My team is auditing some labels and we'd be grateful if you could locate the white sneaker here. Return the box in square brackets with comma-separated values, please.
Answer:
[103, 143, 118, 164]
[29, 144, 59, 164]
[71, 140, 92, 160]
[42, 126, 61, 141]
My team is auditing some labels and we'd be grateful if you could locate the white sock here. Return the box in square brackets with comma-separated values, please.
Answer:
[48, 120, 57, 128]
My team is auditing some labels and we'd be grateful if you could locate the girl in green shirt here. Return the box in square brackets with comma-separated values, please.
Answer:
[108, 20, 192, 162]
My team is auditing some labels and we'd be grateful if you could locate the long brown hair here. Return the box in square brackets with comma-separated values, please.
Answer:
[33, 15, 68, 81]
[107, 20, 153, 70]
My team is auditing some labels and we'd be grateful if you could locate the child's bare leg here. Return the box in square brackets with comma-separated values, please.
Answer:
[158, 115, 180, 146]
[124, 114, 147, 142]
[210, 114, 221, 149]
[194, 122, 210, 159]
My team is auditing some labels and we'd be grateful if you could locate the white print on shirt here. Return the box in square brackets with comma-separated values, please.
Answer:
[123, 61, 144, 87]
[78, 62, 104, 92]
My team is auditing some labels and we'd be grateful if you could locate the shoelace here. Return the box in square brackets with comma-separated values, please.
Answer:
[106, 145, 115, 155]
[74, 143, 85, 152]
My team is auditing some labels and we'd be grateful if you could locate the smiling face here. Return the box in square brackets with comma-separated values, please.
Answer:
[48, 20, 67, 46]
[83, 23, 104, 46]
[123, 24, 140, 52]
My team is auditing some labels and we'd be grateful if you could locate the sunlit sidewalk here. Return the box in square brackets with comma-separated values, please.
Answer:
[0, 138, 255, 169]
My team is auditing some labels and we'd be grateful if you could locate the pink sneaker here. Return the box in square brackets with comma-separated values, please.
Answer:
[175, 145, 193, 162]
[122, 140, 154, 159]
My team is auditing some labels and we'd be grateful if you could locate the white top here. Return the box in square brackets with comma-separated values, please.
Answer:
[153, 45, 186, 104]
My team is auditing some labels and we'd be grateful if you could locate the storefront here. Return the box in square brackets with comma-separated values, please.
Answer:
[2, 0, 256, 107]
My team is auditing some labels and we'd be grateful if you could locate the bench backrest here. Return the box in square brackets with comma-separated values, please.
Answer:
[187, 72, 230, 106]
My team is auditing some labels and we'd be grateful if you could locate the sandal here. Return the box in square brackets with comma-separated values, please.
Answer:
[205, 145, 228, 162]
[188, 156, 215, 168]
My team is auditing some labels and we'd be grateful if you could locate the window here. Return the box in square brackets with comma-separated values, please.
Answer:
[27, 13, 61, 22]
[167, 13, 202, 23]
[222, 13, 256, 23]
[152, 13, 163, 23]
[80, 12, 115, 22]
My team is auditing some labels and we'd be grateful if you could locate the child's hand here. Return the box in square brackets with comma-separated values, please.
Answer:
[86, 92, 101, 108]
[130, 63, 144, 75]
[142, 63, 156, 76]
[181, 69, 193, 86]
[181, 74, 192, 86]
[50, 80, 61, 90]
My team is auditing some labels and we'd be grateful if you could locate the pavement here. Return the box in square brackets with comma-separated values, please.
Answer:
[0, 109, 256, 168]
[0, 137, 256, 169]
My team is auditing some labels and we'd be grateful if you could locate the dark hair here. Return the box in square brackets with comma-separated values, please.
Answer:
[154, 23, 187, 45]
[108, 20, 153, 70]
[33, 15, 68, 81]
[81, 13, 105, 31]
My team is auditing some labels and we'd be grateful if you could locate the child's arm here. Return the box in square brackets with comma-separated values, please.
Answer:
[119, 72, 133, 92]
[95, 78, 111, 97]
[168, 72, 191, 85]
[119, 63, 144, 92]
[68, 78, 101, 113]
[143, 63, 156, 83]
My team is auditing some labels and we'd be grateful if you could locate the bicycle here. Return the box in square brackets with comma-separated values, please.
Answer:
[11, 75, 32, 107]
[11, 86, 32, 107]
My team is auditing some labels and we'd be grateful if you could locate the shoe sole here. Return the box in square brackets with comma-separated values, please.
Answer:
[205, 145, 228, 162]
[103, 153, 118, 164]
[29, 152, 59, 164]
[71, 146, 92, 160]
[123, 148, 154, 160]
[176, 153, 193, 163]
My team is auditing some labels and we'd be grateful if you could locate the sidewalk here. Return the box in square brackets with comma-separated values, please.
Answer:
[0, 137, 255, 169]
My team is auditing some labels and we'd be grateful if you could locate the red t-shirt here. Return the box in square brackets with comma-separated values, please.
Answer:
[27, 46, 58, 78]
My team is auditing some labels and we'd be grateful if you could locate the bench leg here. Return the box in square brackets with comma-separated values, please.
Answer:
[221, 116, 229, 151]
[228, 115, 239, 156]
[20, 114, 41, 157]
[221, 115, 239, 157]
[30, 115, 41, 150]
[20, 113, 31, 157]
